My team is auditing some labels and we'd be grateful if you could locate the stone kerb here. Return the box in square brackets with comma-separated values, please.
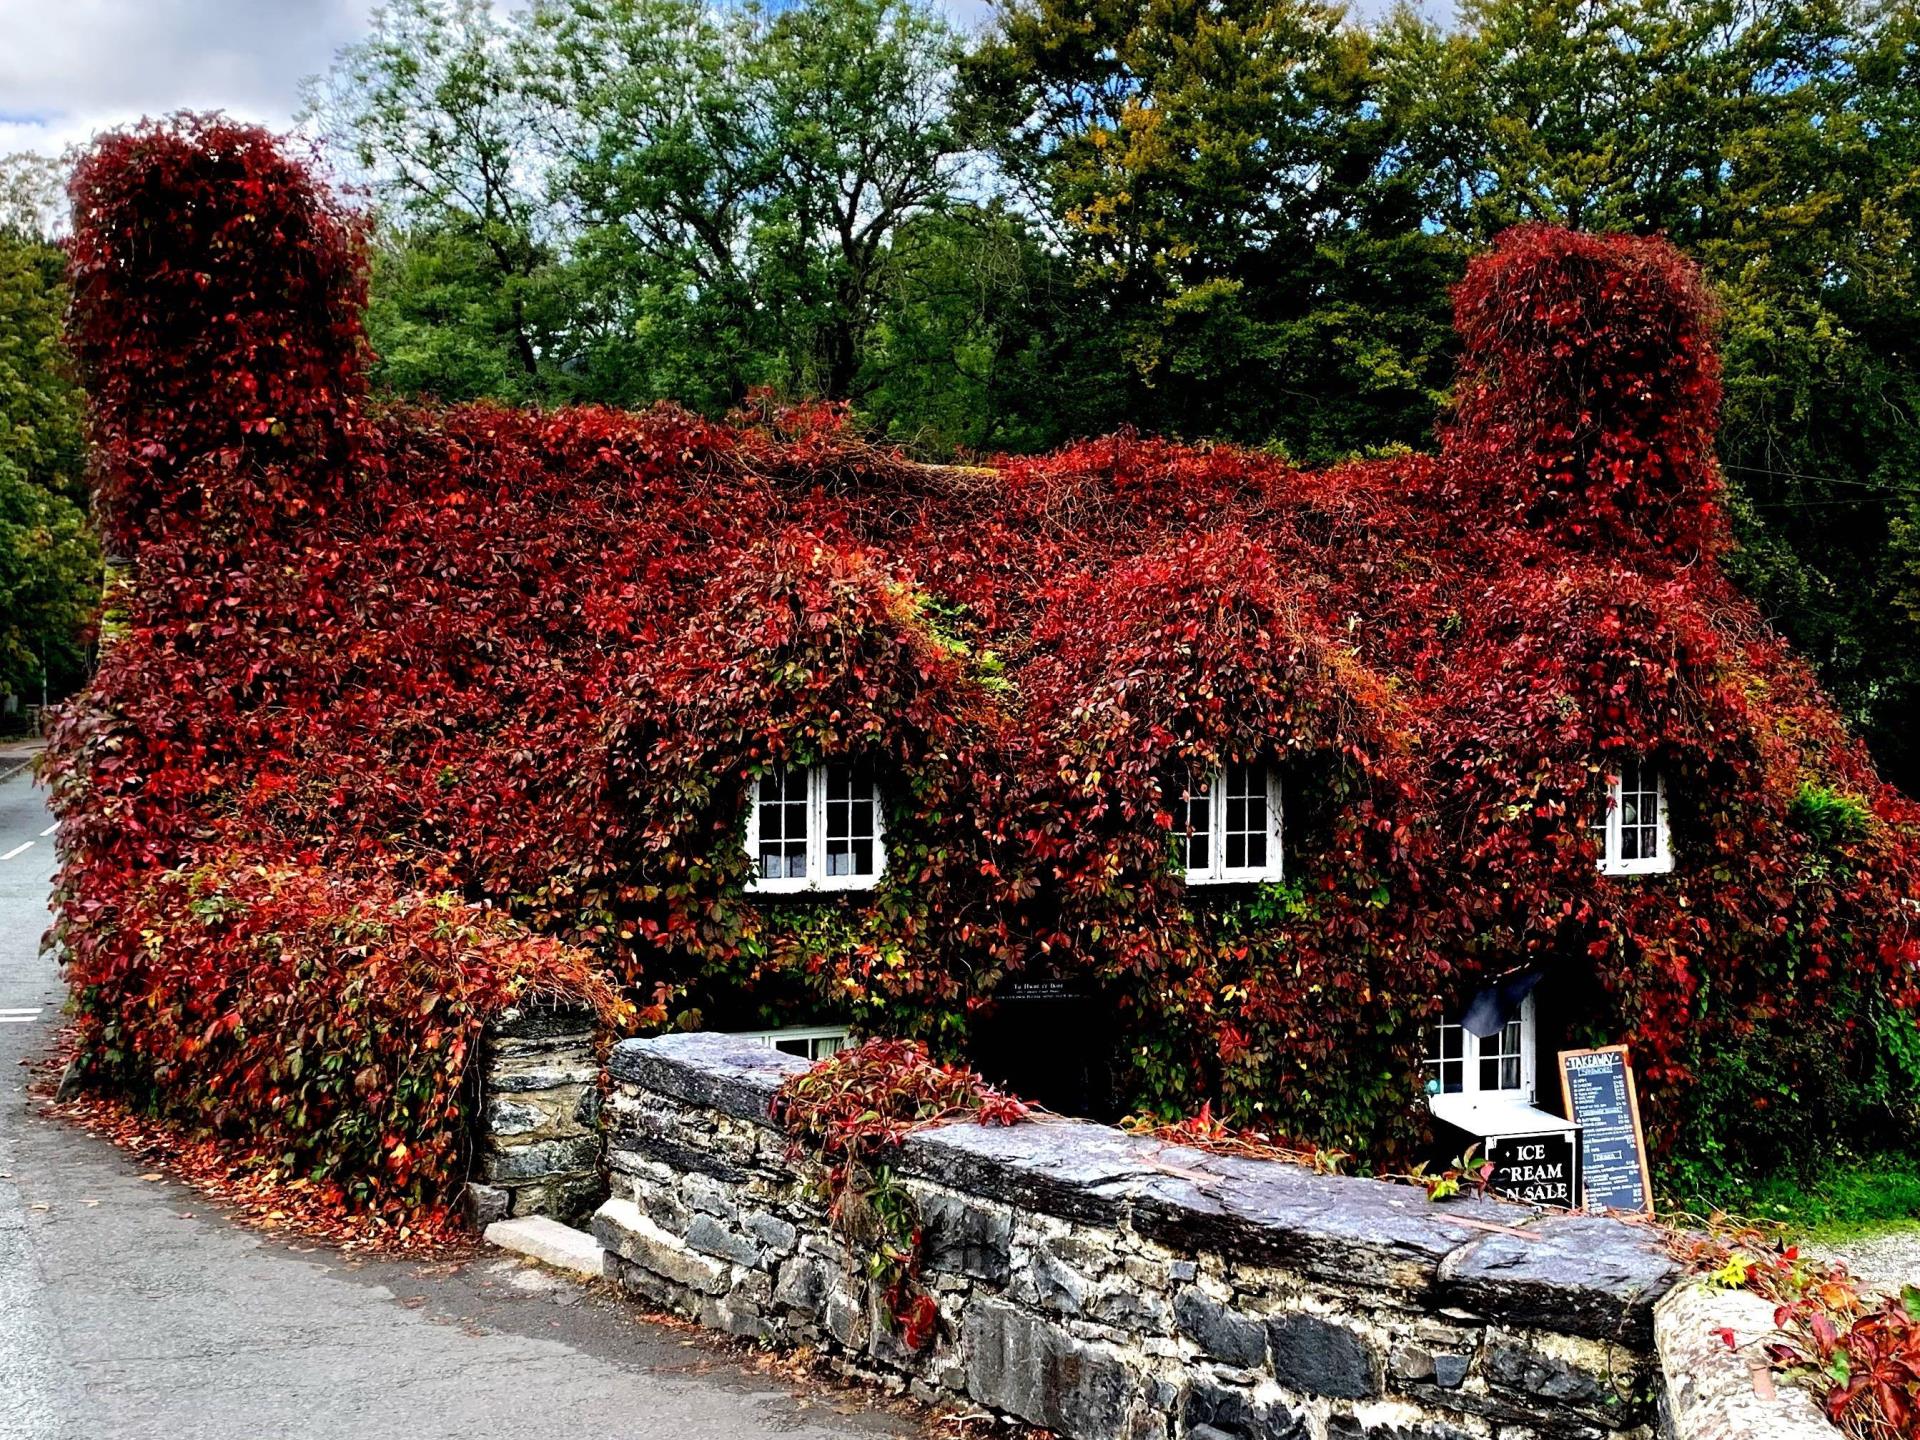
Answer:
[469, 1001, 602, 1226]
[595, 1033, 1693, 1440]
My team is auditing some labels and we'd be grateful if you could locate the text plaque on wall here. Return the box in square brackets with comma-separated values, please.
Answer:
[1557, 1045, 1654, 1214]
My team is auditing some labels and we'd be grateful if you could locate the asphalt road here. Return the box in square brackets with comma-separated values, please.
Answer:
[0, 767, 916, 1440]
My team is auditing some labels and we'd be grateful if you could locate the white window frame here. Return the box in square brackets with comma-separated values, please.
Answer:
[1424, 995, 1539, 1104]
[1593, 759, 1672, 876]
[733, 1026, 852, 1062]
[744, 763, 886, 894]
[1178, 763, 1285, 885]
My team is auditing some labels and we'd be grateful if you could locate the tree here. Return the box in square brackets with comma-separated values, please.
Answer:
[854, 206, 1084, 454]
[529, 0, 969, 405]
[0, 160, 97, 702]
[961, 0, 1461, 458]
[308, 0, 560, 398]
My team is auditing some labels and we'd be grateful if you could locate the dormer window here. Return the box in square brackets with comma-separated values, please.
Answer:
[1591, 757, 1671, 876]
[1177, 762, 1284, 884]
[746, 763, 884, 893]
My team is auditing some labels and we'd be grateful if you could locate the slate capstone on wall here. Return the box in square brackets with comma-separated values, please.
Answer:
[591, 1033, 1685, 1440]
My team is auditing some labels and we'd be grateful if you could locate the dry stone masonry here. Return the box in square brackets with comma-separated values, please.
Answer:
[592, 1034, 1687, 1440]
[467, 1002, 602, 1226]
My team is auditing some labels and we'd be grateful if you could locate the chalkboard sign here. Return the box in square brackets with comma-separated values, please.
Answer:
[1557, 1046, 1653, 1214]
[1486, 1131, 1579, 1208]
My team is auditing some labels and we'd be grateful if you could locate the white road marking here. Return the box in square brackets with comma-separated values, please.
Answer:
[0, 842, 32, 861]
[0, 1009, 42, 1024]
[39, 823, 56, 837]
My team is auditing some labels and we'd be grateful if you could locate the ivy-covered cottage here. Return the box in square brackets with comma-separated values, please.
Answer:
[48, 118, 1920, 1217]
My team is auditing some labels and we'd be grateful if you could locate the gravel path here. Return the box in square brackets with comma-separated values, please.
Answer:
[1825, 1226, 1920, 1297]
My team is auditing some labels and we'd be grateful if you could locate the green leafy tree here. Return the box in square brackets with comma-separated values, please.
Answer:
[308, 0, 561, 398]
[961, 0, 1461, 458]
[0, 160, 97, 703]
[529, 0, 969, 405]
[854, 206, 1085, 454]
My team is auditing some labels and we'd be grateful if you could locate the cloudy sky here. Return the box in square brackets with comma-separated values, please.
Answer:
[0, 0, 1427, 161]
[0, 0, 992, 159]
[0, 1, 386, 156]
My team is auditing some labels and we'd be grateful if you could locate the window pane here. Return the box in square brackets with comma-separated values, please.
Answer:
[1479, 1017, 1524, 1092]
[1222, 764, 1268, 871]
[758, 766, 809, 878]
[1619, 758, 1660, 862]
[824, 763, 878, 878]
[1425, 1022, 1465, 1095]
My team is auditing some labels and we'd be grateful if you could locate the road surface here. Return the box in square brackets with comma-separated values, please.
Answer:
[0, 765, 915, 1440]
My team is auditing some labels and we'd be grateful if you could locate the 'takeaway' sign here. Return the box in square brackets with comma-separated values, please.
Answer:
[1557, 1046, 1654, 1214]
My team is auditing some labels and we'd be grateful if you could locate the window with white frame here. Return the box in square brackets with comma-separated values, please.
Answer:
[1176, 762, 1284, 884]
[1590, 756, 1671, 876]
[733, 1026, 851, 1062]
[1424, 997, 1537, 1102]
[746, 763, 884, 892]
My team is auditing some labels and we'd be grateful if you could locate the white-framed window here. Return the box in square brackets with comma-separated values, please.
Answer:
[1176, 762, 1285, 885]
[745, 763, 885, 893]
[1424, 996, 1538, 1102]
[734, 1025, 851, 1062]
[1591, 756, 1671, 876]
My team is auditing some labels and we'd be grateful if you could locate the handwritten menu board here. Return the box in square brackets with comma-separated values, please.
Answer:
[1557, 1046, 1653, 1215]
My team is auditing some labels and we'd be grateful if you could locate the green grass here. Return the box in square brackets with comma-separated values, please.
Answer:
[1691, 1152, 1920, 1243]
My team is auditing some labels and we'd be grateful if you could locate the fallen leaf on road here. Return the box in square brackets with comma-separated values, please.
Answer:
[83, 1199, 100, 1207]
[138, 1172, 163, 1181]
[30, 1203, 49, 1211]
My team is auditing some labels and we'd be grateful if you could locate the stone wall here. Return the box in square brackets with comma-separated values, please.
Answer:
[468, 1002, 602, 1225]
[1654, 1282, 1832, 1440]
[593, 1033, 1686, 1440]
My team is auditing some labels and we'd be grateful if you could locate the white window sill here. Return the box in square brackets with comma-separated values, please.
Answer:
[1429, 1093, 1575, 1138]
[744, 876, 882, 896]
[1184, 869, 1286, 886]
[1598, 856, 1673, 877]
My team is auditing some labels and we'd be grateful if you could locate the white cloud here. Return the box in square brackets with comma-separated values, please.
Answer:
[0, 0, 379, 157]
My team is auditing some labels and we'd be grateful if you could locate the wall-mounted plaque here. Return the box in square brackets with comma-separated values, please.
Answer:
[1557, 1045, 1654, 1215]
[1485, 1130, 1579, 1207]
[999, 977, 1080, 1004]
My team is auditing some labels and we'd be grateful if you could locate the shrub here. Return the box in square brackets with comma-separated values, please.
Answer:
[67, 857, 626, 1217]
[771, 1038, 1027, 1347]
